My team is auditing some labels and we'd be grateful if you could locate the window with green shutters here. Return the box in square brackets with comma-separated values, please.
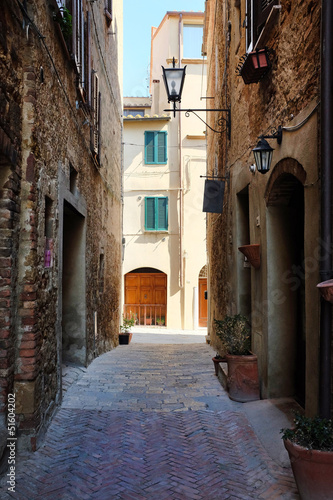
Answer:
[145, 197, 168, 231]
[144, 131, 167, 164]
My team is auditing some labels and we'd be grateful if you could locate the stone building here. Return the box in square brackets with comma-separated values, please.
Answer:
[122, 12, 208, 330]
[203, 0, 332, 416]
[0, 0, 123, 453]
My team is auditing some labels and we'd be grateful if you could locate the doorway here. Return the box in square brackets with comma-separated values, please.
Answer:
[124, 268, 167, 326]
[62, 202, 86, 364]
[267, 174, 305, 406]
[198, 265, 208, 327]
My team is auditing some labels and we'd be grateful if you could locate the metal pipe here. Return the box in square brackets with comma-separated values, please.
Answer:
[319, 0, 333, 418]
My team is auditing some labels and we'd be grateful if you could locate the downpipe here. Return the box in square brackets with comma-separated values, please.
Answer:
[319, 0, 333, 418]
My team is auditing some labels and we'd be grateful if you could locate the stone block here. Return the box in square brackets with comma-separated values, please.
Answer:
[14, 380, 36, 414]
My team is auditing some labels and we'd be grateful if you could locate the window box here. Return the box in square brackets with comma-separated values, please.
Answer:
[236, 48, 271, 85]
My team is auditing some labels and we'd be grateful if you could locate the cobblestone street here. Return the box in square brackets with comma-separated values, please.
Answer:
[1, 330, 299, 499]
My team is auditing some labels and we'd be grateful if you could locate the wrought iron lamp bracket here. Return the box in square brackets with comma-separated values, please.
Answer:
[164, 108, 231, 139]
[261, 125, 282, 145]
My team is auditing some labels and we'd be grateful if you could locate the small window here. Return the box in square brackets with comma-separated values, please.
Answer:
[145, 197, 168, 231]
[183, 25, 203, 59]
[144, 131, 167, 165]
[123, 109, 145, 117]
[70, 164, 78, 194]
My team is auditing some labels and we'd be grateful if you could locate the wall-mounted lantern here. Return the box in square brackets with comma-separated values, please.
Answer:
[162, 57, 186, 118]
[252, 126, 282, 174]
[162, 57, 231, 137]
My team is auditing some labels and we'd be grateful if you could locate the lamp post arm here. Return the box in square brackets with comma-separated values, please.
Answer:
[163, 108, 231, 138]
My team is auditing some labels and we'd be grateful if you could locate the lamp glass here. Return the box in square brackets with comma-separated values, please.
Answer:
[252, 138, 274, 174]
[162, 67, 186, 103]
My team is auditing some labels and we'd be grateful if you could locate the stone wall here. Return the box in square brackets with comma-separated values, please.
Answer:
[0, 0, 122, 452]
[204, 0, 321, 413]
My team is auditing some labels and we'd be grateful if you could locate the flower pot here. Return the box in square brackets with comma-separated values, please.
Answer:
[118, 333, 133, 345]
[317, 279, 333, 304]
[226, 354, 260, 402]
[284, 439, 333, 500]
[212, 356, 226, 376]
[238, 244, 260, 269]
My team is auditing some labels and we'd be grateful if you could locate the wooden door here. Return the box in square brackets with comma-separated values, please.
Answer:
[124, 272, 167, 325]
[199, 278, 208, 327]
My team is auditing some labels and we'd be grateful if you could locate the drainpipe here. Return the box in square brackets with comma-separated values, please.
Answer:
[179, 14, 184, 293]
[319, 0, 333, 419]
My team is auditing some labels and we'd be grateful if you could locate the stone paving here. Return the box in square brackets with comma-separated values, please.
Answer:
[0, 330, 299, 499]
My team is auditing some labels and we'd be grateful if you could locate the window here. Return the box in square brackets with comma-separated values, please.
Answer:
[246, 0, 279, 51]
[123, 109, 145, 117]
[144, 131, 167, 165]
[145, 197, 168, 231]
[183, 25, 203, 59]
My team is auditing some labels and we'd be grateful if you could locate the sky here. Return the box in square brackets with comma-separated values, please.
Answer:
[123, 0, 205, 97]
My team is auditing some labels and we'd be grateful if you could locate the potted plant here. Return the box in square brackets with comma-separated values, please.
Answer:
[281, 413, 333, 500]
[214, 315, 260, 402]
[119, 315, 135, 345]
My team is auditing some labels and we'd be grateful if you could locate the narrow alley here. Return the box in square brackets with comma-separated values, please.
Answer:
[1, 330, 299, 499]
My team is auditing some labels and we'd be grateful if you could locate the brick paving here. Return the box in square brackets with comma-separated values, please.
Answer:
[0, 333, 299, 499]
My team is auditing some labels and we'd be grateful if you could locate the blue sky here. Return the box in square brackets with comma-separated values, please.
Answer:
[123, 0, 205, 97]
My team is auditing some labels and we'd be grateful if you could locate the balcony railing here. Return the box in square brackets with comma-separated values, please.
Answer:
[124, 304, 166, 326]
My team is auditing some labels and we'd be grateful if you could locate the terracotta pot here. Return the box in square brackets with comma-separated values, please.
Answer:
[118, 333, 133, 345]
[317, 279, 333, 304]
[212, 356, 226, 376]
[226, 354, 260, 402]
[284, 439, 333, 500]
[238, 244, 260, 269]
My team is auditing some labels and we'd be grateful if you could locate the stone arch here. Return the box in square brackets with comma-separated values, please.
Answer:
[264, 158, 306, 206]
[199, 264, 207, 278]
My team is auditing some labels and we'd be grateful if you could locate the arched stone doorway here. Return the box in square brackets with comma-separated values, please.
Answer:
[265, 159, 306, 406]
[198, 265, 208, 327]
[124, 268, 167, 326]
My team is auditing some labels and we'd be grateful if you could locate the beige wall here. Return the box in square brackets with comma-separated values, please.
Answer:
[123, 12, 207, 330]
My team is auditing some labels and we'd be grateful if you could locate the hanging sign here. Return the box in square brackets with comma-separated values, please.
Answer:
[202, 179, 225, 213]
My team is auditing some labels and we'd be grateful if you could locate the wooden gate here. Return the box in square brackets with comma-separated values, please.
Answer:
[124, 273, 167, 326]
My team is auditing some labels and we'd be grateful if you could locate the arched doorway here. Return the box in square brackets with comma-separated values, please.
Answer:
[198, 265, 208, 327]
[124, 268, 167, 326]
[266, 161, 306, 406]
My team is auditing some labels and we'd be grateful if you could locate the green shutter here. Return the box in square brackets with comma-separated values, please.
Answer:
[145, 197, 155, 230]
[145, 132, 155, 164]
[145, 197, 168, 231]
[145, 131, 167, 164]
[157, 132, 167, 163]
[157, 197, 168, 230]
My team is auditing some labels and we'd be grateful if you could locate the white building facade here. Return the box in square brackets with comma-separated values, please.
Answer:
[123, 12, 207, 330]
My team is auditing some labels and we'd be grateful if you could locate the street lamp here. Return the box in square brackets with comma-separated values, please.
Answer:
[252, 126, 282, 174]
[162, 57, 186, 117]
[162, 57, 231, 136]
